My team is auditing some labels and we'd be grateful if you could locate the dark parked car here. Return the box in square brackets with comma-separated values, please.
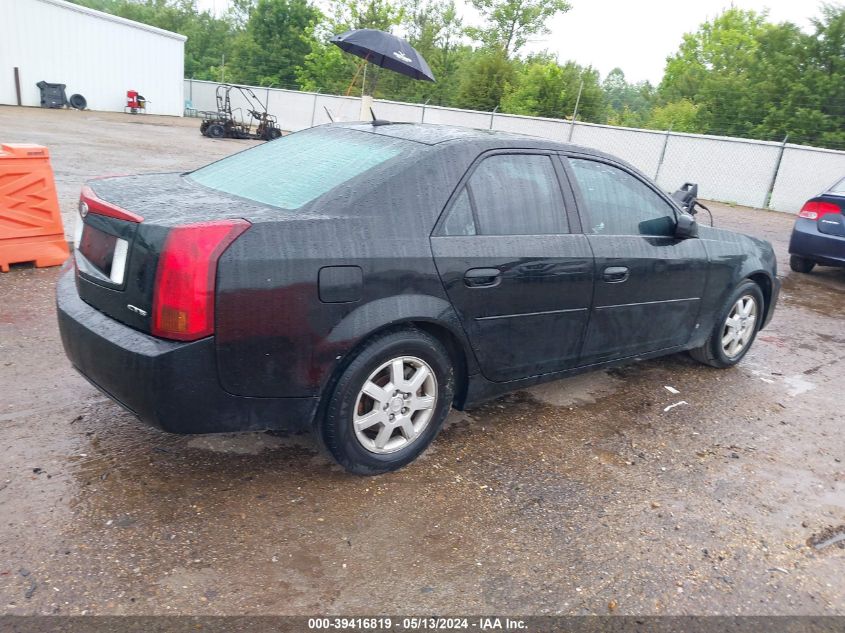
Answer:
[57, 123, 779, 474]
[788, 177, 845, 273]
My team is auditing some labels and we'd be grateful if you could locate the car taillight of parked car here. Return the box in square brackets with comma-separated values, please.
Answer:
[798, 200, 840, 220]
[79, 185, 144, 223]
[152, 219, 250, 341]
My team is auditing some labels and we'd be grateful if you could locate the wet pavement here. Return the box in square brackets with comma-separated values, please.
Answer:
[0, 107, 843, 615]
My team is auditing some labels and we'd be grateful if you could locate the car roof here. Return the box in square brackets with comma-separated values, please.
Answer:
[332, 121, 613, 157]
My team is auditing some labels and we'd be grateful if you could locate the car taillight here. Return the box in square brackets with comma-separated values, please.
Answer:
[152, 219, 250, 341]
[80, 185, 144, 223]
[798, 200, 840, 220]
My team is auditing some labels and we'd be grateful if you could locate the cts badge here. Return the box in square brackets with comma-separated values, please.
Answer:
[127, 304, 148, 317]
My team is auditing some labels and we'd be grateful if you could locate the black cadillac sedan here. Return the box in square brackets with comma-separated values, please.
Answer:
[57, 123, 779, 474]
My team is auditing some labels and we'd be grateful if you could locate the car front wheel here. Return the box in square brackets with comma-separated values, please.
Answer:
[690, 280, 764, 368]
[319, 329, 455, 475]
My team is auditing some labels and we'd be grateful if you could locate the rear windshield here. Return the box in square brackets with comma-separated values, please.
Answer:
[829, 177, 845, 195]
[188, 127, 412, 209]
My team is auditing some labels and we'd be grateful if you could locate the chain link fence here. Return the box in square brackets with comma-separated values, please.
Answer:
[185, 79, 845, 213]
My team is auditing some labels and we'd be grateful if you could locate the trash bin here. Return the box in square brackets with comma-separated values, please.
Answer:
[36, 81, 68, 109]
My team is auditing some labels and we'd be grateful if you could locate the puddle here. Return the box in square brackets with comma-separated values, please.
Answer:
[524, 370, 624, 407]
[186, 432, 306, 455]
[783, 374, 816, 397]
[780, 273, 845, 317]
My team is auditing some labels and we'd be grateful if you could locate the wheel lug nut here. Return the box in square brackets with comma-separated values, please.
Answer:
[389, 414, 395, 421]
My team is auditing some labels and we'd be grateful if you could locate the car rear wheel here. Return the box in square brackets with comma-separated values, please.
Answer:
[319, 329, 454, 475]
[689, 280, 764, 368]
[789, 255, 815, 274]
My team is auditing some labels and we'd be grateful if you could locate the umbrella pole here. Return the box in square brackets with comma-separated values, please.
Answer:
[358, 55, 373, 121]
[344, 59, 366, 97]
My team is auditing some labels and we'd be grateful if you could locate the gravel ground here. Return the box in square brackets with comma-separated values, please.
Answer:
[0, 106, 842, 616]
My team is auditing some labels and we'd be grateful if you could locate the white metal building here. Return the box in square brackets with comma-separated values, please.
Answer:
[0, 0, 186, 116]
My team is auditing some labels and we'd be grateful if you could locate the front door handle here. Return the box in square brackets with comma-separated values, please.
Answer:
[603, 266, 629, 283]
[464, 268, 502, 288]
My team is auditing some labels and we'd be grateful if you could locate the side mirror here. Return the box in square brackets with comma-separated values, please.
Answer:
[675, 212, 699, 239]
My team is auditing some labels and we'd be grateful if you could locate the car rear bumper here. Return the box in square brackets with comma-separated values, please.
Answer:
[789, 219, 845, 267]
[56, 265, 318, 434]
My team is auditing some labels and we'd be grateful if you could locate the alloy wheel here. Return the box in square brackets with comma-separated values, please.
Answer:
[352, 356, 438, 454]
[721, 295, 758, 358]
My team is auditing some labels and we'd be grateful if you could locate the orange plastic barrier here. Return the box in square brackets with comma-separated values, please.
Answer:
[0, 144, 69, 272]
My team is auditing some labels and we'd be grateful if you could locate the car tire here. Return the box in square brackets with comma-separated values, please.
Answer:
[319, 328, 455, 475]
[689, 280, 765, 369]
[789, 255, 815, 274]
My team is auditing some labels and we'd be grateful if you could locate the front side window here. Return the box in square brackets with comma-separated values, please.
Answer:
[443, 154, 568, 236]
[188, 127, 412, 210]
[568, 158, 676, 236]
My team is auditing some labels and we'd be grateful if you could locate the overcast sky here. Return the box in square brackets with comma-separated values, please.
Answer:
[197, 0, 823, 84]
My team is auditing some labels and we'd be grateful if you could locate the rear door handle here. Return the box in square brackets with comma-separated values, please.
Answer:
[464, 268, 501, 288]
[602, 266, 629, 283]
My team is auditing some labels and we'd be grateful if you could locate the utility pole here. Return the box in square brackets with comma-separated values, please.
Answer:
[654, 125, 673, 182]
[765, 134, 789, 209]
[221, 54, 225, 83]
[310, 89, 321, 127]
[567, 79, 584, 142]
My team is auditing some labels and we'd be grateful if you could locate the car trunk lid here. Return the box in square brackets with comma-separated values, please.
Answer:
[74, 173, 266, 335]
[805, 194, 845, 237]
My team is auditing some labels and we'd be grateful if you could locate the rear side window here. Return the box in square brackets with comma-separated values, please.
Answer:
[441, 154, 568, 236]
[441, 189, 476, 236]
[568, 158, 675, 236]
[188, 128, 410, 210]
[829, 177, 845, 194]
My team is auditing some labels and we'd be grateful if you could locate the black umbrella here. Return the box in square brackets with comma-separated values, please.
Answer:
[330, 29, 436, 83]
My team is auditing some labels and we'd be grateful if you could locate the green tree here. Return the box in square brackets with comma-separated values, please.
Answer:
[379, 0, 467, 105]
[228, 0, 322, 87]
[660, 8, 769, 137]
[468, 0, 571, 57]
[602, 67, 654, 127]
[645, 99, 702, 132]
[453, 48, 515, 111]
[658, 5, 845, 148]
[502, 56, 603, 121]
[296, 0, 403, 95]
[793, 4, 845, 147]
